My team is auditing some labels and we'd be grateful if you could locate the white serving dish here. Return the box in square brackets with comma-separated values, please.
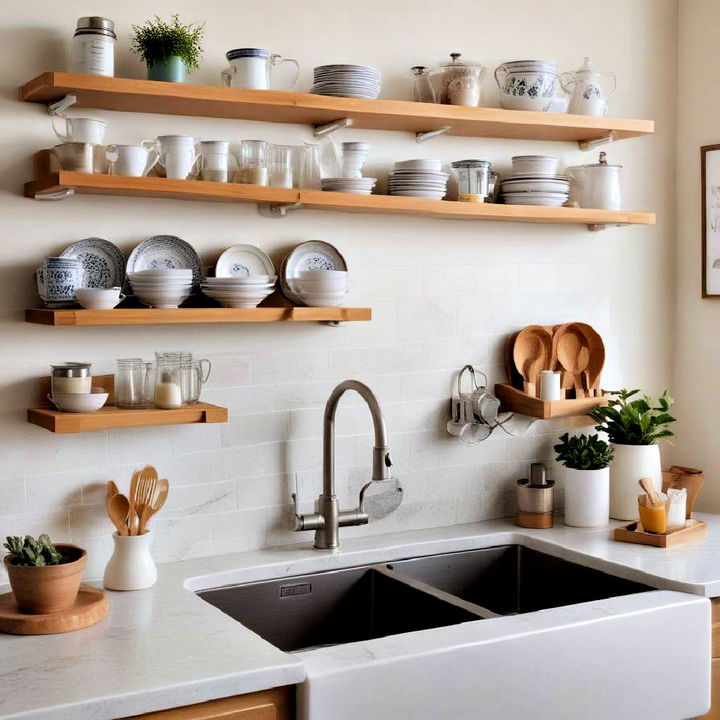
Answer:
[49, 388, 108, 413]
[74, 287, 124, 309]
[511, 155, 561, 176]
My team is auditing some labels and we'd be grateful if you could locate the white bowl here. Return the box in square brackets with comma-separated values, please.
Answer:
[75, 287, 124, 310]
[129, 269, 193, 277]
[299, 292, 347, 307]
[501, 178, 569, 193]
[134, 288, 191, 309]
[49, 389, 108, 413]
[130, 280, 194, 288]
[298, 270, 347, 278]
[204, 275, 276, 285]
[511, 155, 560, 176]
[394, 159, 442, 171]
[293, 280, 350, 294]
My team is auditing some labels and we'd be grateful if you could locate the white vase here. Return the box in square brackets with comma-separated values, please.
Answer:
[103, 530, 157, 591]
[609, 443, 662, 520]
[561, 465, 610, 527]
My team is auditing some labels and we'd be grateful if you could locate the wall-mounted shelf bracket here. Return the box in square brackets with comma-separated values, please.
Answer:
[320, 320, 347, 328]
[578, 130, 618, 151]
[416, 125, 452, 143]
[587, 222, 628, 232]
[35, 188, 75, 201]
[47, 94, 77, 116]
[262, 201, 305, 218]
[313, 117, 353, 137]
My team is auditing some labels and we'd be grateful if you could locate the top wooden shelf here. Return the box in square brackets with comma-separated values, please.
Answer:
[20, 73, 654, 145]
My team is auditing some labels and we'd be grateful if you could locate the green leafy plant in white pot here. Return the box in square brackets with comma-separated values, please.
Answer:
[588, 389, 675, 520]
[554, 433, 614, 527]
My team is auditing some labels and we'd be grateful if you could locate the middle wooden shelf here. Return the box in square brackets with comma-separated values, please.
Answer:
[25, 172, 656, 228]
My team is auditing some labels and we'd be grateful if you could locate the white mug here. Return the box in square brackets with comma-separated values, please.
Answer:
[143, 135, 200, 180]
[221, 48, 299, 90]
[106, 145, 159, 177]
[52, 117, 107, 145]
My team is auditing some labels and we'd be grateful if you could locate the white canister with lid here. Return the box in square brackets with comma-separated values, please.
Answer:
[50, 363, 92, 394]
[71, 16, 116, 77]
[566, 151, 622, 210]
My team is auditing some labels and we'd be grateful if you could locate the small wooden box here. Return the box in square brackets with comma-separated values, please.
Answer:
[613, 519, 707, 548]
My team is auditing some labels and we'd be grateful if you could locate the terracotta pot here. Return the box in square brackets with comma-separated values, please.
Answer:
[3, 544, 86, 614]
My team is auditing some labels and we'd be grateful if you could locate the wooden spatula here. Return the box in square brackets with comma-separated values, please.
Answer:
[137, 478, 169, 535]
[639, 477, 663, 507]
[107, 493, 130, 536]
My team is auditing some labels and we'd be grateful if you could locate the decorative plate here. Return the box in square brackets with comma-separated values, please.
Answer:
[281, 240, 348, 304]
[126, 235, 203, 286]
[60, 238, 125, 289]
[215, 244, 275, 278]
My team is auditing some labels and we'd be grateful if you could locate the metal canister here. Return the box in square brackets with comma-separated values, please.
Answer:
[71, 17, 116, 77]
[50, 363, 92, 395]
[516, 478, 554, 514]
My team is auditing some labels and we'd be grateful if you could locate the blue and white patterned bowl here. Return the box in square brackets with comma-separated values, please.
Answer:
[495, 61, 558, 112]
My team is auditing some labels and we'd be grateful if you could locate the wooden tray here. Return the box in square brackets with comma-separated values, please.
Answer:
[495, 383, 606, 419]
[613, 519, 707, 548]
[0, 586, 108, 635]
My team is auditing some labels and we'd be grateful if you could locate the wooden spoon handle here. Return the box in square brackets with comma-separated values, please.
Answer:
[137, 505, 152, 536]
[639, 477, 662, 506]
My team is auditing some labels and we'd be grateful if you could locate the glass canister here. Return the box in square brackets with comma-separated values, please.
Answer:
[50, 363, 92, 395]
[269, 144, 293, 188]
[154, 365, 183, 409]
[71, 16, 116, 77]
[199, 140, 233, 183]
[115, 358, 146, 409]
[410, 66, 436, 103]
[235, 140, 269, 185]
[451, 160, 497, 202]
[432, 53, 485, 106]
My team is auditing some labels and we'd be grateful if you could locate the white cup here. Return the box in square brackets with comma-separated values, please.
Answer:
[75, 286, 125, 309]
[106, 145, 159, 177]
[52, 117, 107, 145]
[539, 370, 561, 400]
[199, 140, 235, 183]
[144, 135, 200, 180]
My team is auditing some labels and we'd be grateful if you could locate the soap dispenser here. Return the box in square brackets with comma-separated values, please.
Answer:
[515, 463, 555, 529]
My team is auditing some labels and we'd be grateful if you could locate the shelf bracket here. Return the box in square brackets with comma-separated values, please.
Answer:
[416, 125, 452, 143]
[313, 118, 353, 137]
[261, 202, 305, 218]
[35, 188, 75, 201]
[47, 94, 77, 117]
[578, 130, 618, 152]
[321, 320, 347, 328]
[587, 222, 628, 232]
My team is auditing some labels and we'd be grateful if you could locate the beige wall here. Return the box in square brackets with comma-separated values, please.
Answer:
[673, 0, 719, 508]
[0, 0, 678, 578]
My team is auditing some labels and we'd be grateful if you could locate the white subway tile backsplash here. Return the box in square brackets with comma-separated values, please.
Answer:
[26, 471, 82, 510]
[397, 297, 458, 342]
[221, 412, 290, 447]
[162, 480, 236, 518]
[0, 476, 25, 516]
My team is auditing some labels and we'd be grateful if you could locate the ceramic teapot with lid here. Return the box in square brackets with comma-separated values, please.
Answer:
[566, 152, 622, 210]
[560, 57, 616, 116]
[432, 53, 485, 106]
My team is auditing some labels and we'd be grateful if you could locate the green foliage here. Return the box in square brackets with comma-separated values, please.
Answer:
[588, 388, 676, 445]
[554, 433, 614, 470]
[130, 14, 204, 69]
[3, 534, 64, 567]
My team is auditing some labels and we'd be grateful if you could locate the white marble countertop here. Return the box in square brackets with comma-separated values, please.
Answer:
[2, 513, 720, 720]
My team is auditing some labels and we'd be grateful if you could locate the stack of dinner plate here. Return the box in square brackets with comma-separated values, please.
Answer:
[499, 155, 569, 206]
[388, 159, 449, 199]
[310, 64, 381, 99]
[320, 177, 377, 195]
[200, 275, 277, 308]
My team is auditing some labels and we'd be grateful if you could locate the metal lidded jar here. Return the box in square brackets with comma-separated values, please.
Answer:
[50, 363, 92, 395]
[71, 17, 116, 77]
[451, 160, 497, 203]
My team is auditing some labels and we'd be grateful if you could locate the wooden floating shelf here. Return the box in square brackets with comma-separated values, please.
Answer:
[25, 306, 371, 326]
[494, 383, 607, 419]
[20, 72, 654, 145]
[24, 173, 656, 228]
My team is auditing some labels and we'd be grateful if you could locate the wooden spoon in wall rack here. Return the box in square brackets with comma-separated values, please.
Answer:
[573, 323, 605, 397]
[107, 492, 130, 536]
[513, 326, 553, 397]
[556, 325, 591, 398]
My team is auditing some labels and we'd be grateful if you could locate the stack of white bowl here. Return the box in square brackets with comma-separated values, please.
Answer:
[129, 269, 193, 309]
[388, 159, 449, 199]
[201, 275, 277, 308]
[499, 155, 569, 207]
[289, 270, 349, 307]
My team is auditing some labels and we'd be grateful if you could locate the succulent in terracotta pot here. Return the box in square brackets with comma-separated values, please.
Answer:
[3, 535, 86, 614]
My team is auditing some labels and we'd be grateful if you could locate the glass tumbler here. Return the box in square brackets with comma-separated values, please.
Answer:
[115, 358, 147, 409]
[181, 359, 211, 404]
[269, 144, 293, 188]
[235, 140, 269, 185]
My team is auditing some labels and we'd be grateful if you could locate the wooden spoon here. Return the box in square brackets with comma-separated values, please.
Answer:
[556, 325, 590, 398]
[107, 493, 130, 536]
[513, 325, 553, 397]
[106, 480, 119, 502]
[128, 469, 141, 535]
[573, 323, 605, 397]
[137, 478, 169, 535]
[639, 477, 662, 507]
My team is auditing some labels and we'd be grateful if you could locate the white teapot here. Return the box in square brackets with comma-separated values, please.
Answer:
[560, 57, 616, 116]
[566, 152, 622, 210]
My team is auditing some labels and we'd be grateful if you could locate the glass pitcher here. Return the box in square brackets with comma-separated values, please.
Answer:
[221, 48, 299, 90]
[181, 359, 211, 404]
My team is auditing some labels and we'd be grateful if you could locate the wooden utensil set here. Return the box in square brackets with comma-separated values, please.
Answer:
[106, 466, 169, 536]
[507, 322, 605, 399]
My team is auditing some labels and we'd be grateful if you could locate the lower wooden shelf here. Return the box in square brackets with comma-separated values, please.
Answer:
[495, 382, 607, 419]
[25, 306, 371, 326]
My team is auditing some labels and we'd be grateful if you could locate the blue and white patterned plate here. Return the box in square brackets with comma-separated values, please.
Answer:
[126, 235, 203, 287]
[60, 238, 125, 289]
[215, 244, 275, 278]
[281, 240, 347, 304]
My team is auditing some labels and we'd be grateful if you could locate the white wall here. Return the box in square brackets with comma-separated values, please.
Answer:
[0, 0, 678, 579]
[672, 0, 720, 509]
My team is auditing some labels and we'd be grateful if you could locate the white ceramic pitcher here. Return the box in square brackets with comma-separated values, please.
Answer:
[566, 152, 622, 210]
[560, 57, 616, 116]
[221, 48, 299, 90]
[52, 116, 108, 144]
[143, 135, 200, 180]
[107, 144, 159, 177]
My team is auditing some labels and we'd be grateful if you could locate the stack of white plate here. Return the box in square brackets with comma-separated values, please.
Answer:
[128, 269, 193, 309]
[310, 64, 381, 99]
[201, 275, 277, 308]
[388, 159, 449, 199]
[321, 177, 377, 195]
[500, 154, 569, 206]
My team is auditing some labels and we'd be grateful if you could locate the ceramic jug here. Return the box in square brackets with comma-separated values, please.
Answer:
[566, 152, 622, 210]
[560, 57, 616, 116]
[221, 48, 299, 90]
[103, 531, 157, 591]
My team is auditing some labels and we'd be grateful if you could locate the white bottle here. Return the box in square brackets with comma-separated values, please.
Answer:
[71, 17, 116, 77]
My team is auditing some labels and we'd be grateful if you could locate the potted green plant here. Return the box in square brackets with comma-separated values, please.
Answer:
[3, 535, 86, 614]
[130, 14, 204, 83]
[554, 433, 614, 527]
[589, 389, 675, 521]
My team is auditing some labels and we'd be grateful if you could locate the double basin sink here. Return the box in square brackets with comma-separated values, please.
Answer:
[196, 543, 710, 719]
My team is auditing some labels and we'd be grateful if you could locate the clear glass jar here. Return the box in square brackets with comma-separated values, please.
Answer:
[71, 16, 116, 77]
[269, 144, 293, 188]
[451, 159, 497, 202]
[432, 53, 485, 106]
[411, 66, 436, 103]
[115, 358, 146, 409]
[154, 365, 183, 409]
[142, 363, 156, 407]
[235, 140, 269, 185]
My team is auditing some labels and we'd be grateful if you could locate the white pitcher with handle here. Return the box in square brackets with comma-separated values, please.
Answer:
[560, 57, 616, 116]
[143, 135, 200, 180]
[566, 152, 622, 210]
[52, 116, 108, 144]
[221, 48, 299, 90]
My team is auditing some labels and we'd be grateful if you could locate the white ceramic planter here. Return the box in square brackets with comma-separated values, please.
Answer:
[609, 443, 662, 520]
[103, 530, 157, 591]
[561, 465, 609, 527]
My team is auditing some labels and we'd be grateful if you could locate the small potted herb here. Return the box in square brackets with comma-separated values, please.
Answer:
[589, 389, 675, 521]
[3, 535, 86, 614]
[130, 14, 204, 83]
[554, 433, 614, 527]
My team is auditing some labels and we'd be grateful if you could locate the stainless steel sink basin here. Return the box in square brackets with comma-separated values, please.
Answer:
[196, 544, 651, 651]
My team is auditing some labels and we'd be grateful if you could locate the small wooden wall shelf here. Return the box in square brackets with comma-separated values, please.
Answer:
[494, 383, 607, 419]
[25, 306, 371, 326]
[28, 375, 228, 434]
[24, 173, 656, 228]
[20, 73, 654, 145]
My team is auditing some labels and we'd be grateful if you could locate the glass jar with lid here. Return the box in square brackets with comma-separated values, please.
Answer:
[451, 160, 497, 203]
[432, 53, 485, 106]
[410, 66, 436, 103]
[235, 140, 269, 185]
[71, 16, 116, 77]
[50, 363, 92, 395]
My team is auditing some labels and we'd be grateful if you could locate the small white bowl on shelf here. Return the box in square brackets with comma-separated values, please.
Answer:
[75, 287, 125, 310]
[48, 388, 109, 413]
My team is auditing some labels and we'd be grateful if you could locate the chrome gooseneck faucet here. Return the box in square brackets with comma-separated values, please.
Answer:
[292, 380, 402, 550]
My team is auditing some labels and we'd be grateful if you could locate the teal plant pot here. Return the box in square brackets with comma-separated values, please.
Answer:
[147, 56, 188, 83]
